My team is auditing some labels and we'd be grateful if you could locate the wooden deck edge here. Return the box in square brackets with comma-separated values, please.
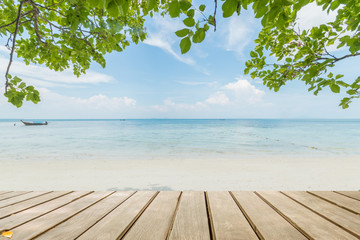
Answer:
[307, 191, 359, 215]
[334, 191, 360, 202]
[254, 192, 313, 240]
[165, 192, 183, 240]
[229, 191, 264, 240]
[0, 191, 93, 232]
[0, 192, 53, 210]
[75, 191, 137, 239]
[204, 192, 215, 240]
[116, 191, 160, 240]
[280, 192, 360, 239]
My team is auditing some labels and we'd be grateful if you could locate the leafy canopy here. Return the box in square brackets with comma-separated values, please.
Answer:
[1, 0, 359, 108]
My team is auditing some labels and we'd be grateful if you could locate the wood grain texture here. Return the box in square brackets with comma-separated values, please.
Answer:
[309, 191, 360, 214]
[35, 191, 134, 240]
[169, 191, 211, 240]
[231, 191, 306, 240]
[78, 191, 157, 240]
[0, 192, 31, 201]
[0, 192, 50, 209]
[0, 191, 89, 231]
[10, 191, 113, 240]
[0, 191, 71, 219]
[258, 191, 358, 240]
[283, 191, 360, 238]
[207, 191, 258, 240]
[0, 192, 12, 196]
[0, 191, 358, 239]
[335, 191, 360, 201]
[123, 191, 181, 240]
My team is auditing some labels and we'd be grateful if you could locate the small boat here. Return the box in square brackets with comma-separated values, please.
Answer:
[20, 120, 48, 126]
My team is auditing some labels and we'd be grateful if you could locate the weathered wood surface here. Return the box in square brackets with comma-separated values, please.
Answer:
[335, 191, 360, 201]
[309, 191, 360, 214]
[0, 191, 359, 240]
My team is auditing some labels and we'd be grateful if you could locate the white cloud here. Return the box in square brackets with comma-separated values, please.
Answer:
[144, 16, 195, 65]
[177, 81, 218, 87]
[205, 91, 230, 105]
[296, 3, 337, 30]
[152, 77, 265, 113]
[71, 94, 136, 109]
[152, 98, 206, 112]
[223, 78, 265, 103]
[296, 3, 347, 53]
[144, 35, 195, 65]
[0, 46, 10, 54]
[39, 88, 136, 109]
[225, 17, 254, 55]
[0, 55, 114, 88]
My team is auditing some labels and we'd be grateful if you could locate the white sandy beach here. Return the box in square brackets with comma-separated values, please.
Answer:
[1, 156, 359, 191]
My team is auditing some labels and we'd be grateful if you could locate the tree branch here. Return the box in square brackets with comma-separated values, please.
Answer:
[213, 0, 217, 32]
[5, 0, 25, 94]
[0, 11, 32, 30]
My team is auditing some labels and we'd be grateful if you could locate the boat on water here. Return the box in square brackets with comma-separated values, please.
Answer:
[20, 120, 48, 126]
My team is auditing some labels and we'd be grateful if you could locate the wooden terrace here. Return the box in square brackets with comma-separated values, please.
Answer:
[0, 191, 359, 239]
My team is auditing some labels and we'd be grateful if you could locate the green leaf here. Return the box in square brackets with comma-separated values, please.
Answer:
[175, 28, 190, 37]
[330, 0, 341, 10]
[347, 89, 357, 95]
[335, 74, 344, 79]
[192, 28, 205, 43]
[107, 0, 120, 17]
[180, 37, 191, 54]
[204, 24, 209, 31]
[250, 51, 257, 58]
[183, 18, 195, 27]
[147, 0, 156, 10]
[179, 0, 192, 11]
[187, 9, 195, 18]
[330, 84, 340, 93]
[88, 0, 100, 7]
[18, 82, 26, 89]
[208, 15, 215, 25]
[169, 0, 180, 18]
[199, 4, 206, 11]
[222, 0, 238, 18]
[13, 76, 22, 84]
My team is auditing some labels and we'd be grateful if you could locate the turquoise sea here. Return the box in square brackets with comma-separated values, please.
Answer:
[1, 119, 359, 161]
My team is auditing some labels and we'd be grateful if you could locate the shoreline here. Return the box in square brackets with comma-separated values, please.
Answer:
[1, 156, 359, 191]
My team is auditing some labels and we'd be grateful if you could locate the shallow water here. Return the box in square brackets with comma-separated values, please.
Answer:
[1, 119, 360, 161]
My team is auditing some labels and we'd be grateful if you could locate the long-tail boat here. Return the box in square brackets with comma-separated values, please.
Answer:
[20, 120, 48, 126]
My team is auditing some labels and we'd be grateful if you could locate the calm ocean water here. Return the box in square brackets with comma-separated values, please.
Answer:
[1, 119, 359, 161]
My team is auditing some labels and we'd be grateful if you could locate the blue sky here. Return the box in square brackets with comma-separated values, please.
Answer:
[1, 2, 359, 119]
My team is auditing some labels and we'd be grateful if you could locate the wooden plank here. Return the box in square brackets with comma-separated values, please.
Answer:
[283, 191, 360, 238]
[309, 191, 360, 214]
[335, 191, 360, 201]
[0, 192, 12, 196]
[206, 191, 258, 240]
[35, 191, 134, 240]
[258, 191, 358, 240]
[0, 192, 50, 209]
[231, 191, 306, 240]
[0, 192, 31, 201]
[0, 191, 89, 231]
[123, 191, 181, 240]
[78, 191, 157, 240]
[10, 191, 113, 240]
[0, 191, 71, 219]
[169, 191, 211, 240]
